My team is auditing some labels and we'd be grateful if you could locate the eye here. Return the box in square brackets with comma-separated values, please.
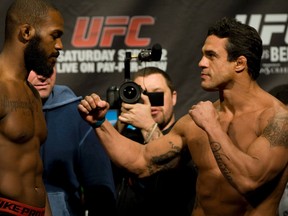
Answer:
[51, 34, 58, 40]
[51, 31, 63, 40]
[206, 51, 216, 58]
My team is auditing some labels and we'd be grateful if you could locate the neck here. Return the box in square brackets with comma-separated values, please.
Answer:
[160, 114, 176, 131]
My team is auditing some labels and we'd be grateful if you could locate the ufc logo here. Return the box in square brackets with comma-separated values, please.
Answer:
[236, 14, 288, 45]
[71, 16, 155, 48]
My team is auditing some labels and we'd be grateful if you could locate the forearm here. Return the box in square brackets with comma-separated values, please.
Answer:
[206, 126, 269, 194]
[114, 119, 126, 133]
[95, 120, 148, 176]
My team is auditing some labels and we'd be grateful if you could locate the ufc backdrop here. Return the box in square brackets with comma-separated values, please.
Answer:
[0, 0, 287, 119]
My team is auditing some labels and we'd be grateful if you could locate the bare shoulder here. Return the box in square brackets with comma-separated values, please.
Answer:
[262, 95, 288, 119]
[260, 97, 288, 148]
[173, 114, 196, 132]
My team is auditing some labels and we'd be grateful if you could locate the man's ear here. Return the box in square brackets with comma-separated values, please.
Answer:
[172, 90, 177, 106]
[19, 24, 35, 43]
[235, 56, 247, 73]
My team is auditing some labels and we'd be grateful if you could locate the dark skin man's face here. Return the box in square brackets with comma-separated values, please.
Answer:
[24, 35, 59, 78]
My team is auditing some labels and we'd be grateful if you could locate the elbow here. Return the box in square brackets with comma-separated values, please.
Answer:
[237, 181, 258, 195]
[234, 176, 265, 195]
[123, 158, 150, 178]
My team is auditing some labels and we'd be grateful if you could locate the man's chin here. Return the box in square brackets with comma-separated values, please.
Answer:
[201, 85, 217, 92]
[38, 90, 50, 98]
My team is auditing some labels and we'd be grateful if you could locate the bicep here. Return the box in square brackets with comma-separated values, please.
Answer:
[248, 115, 288, 182]
[140, 125, 185, 176]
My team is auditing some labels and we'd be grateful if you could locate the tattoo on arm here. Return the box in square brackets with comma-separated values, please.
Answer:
[154, 128, 162, 139]
[211, 141, 234, 185]
[261, 115, 288, 148]
[147, 141, 181, 175]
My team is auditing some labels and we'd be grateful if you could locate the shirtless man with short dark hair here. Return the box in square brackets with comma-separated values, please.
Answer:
[78, 17, 288, 216]
[0, 0, 64, 215]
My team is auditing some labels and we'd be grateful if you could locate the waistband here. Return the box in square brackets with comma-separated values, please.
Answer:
[0, 197, 45, 216]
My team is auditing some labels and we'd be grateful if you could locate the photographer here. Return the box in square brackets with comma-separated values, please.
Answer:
[112, 67, 197, 216]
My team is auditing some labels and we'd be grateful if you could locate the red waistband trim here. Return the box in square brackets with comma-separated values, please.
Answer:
[0, 197, 45, 216]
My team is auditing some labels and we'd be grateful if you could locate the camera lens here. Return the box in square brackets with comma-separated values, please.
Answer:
[123, 86, 138, 99]
[119, 81, 142, 104]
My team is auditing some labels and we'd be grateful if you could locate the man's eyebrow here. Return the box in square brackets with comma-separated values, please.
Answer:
[204, 50, 218, 57]
[53, 29, 64, 36]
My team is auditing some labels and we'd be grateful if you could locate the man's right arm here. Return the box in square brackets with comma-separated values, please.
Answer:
[78, 93, 150, 176]
[78, 93, 184, 177]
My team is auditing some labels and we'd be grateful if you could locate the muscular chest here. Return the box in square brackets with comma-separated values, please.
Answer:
[191, 112, 261, 169]
[0, 87, 47, 144]
[225, 113, 261, 150]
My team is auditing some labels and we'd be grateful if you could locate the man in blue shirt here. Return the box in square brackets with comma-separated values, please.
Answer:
[28, 69, 116, 216]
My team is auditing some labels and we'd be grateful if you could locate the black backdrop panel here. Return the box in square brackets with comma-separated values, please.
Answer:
[0, 0, 287, 118]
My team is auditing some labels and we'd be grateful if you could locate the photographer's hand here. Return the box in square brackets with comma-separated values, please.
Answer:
[119, 93, 155, 130]
[118, 93, 162, 143]
[78, 93, 110, 126]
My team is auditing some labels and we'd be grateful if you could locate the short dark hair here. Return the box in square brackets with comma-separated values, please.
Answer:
[5, 0, 58, 40]
[207, 17, 262, 80]
[132, 67, 175, 93]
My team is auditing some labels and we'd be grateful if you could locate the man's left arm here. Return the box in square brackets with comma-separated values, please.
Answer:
[190, 101, 288, 194]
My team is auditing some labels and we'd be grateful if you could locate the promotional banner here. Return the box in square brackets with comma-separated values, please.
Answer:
[0, 0, 287, 118]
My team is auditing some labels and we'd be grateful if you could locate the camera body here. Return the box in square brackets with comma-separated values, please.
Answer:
[106, 44, 163, 109]
[106, 83, 164, 109]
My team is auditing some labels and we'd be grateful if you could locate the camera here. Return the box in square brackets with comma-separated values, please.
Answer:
[119, 80, 142, 104]
[107, 44, 163, 109]
[106, 84, 164, 109]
